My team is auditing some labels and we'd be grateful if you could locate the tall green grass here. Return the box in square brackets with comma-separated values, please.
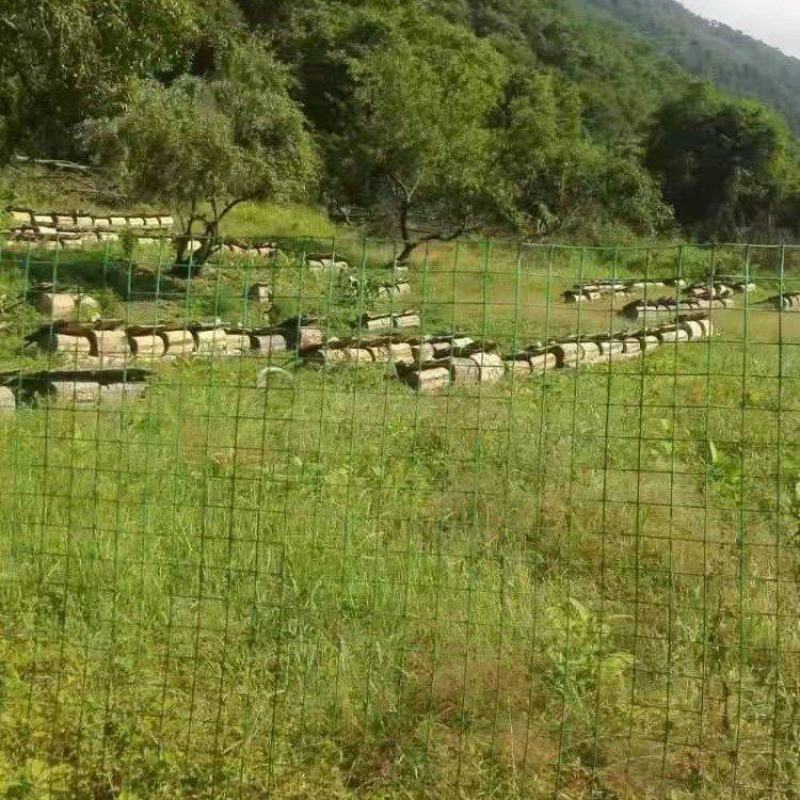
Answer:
[0, 241, 798, 798]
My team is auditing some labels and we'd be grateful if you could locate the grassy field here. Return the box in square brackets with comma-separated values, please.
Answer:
[0, 232, 799, 798]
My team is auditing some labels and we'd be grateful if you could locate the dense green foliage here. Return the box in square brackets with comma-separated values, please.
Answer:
[2, 0, 800, 243]
[578, 0, 800, 135]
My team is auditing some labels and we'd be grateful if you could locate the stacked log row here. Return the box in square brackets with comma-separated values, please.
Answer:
[771, 292, 800, 310]
[687, 283, 736, 300]
[306, 253, 350, 271]
[358, 310, 421, 331]
[4, 209, 276, 258]
[0, 368, 152, 410]
[622, 296, 734, 321]
[31, 319, 310, 363]
[562, 279, 687, 304]
[302, 333, 475, 369]
[5, 210, 174, 250]
[399, 315, 715, 393]
[376, 282, 412, 299]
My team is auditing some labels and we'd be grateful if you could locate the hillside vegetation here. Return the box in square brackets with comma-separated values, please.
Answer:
[577, 0, 800, 135]
[2, 0, 800, 253]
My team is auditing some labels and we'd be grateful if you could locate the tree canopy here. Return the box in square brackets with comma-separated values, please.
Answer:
[2, 0, 800, 244]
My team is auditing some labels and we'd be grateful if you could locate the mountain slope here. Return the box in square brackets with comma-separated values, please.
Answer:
[574, 0, 800, 133]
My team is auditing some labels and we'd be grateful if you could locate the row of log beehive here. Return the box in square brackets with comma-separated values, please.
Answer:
[772, 292, 800, 310]
[622, 295, 734, 320]
[400, 316, 715, 393]
[0, 372, 150, 412]
[40, 325, 299, 363]
[564, 279, 758, 306]
[563, 279, 687, 304]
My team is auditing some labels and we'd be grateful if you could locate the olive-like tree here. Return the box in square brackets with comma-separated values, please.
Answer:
[347, 13, 509, 264]
[85, 38, 318, 268]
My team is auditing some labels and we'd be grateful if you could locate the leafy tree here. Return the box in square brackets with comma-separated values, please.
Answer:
[84, 38, 318, 268]
[495, 71, 671, 239]
[342, 9, 510, 263]
[0, 0, 221, 158]
[647, 84, 791, 239]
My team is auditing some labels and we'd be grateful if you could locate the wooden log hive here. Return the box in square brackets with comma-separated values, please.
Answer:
[658, 327, 690, 343]
[129, 335, 166, 358]
[412, 342, 436, 365]
[0, 387, 16, 413]
[449, 356, 481, 384]
[249, 284, 273, 305]
[407, 366, 451, 394]
[468, 352, 505, 384]
[90, 330, 130, 356]
[226, 333, 253, 354]
[37, 292, 76, 317]
[305, 348, 349, 366]
[367, 345, 392, 363]
[393, 312, 421, 329]
[100, 382, 148, 402]
[344, 348, 374, 365]
[159, 329, 195, 355]
[530, 352, 559, 373]
[40, 332, 93, 355]
[252, 334, 287, 354]
[193, 329, 229, 356]
[388, 343, 414, 366]
[45, 381, 102, 405]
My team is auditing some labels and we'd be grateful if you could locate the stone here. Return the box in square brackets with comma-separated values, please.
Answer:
[159, 329, 195, 355]
[93, 217, 111, 228]
[127, 217, 145, 228]
[193, 328, 228, 355]
[407, 367, 450, 394]
[37, 226, 58, 236]
[33, 214, 54, 225]
[158, 216, 175, 227]
[98, 232, 119, 242]
[37, 293, 76, 317]
[109, 217, 128, 227]
[129, 334, 166, 358]
[143, 216, 162, 228]
[10, 210, 31, 224]
[0, 386, 16, 413]
[75, 216, 93, 228]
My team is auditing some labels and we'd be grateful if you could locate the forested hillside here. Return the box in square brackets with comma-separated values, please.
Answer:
[2, 0, 800, 249]
[576, 0, 800, 135]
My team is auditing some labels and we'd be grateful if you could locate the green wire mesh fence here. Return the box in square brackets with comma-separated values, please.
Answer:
[0, 234, 798, 799]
